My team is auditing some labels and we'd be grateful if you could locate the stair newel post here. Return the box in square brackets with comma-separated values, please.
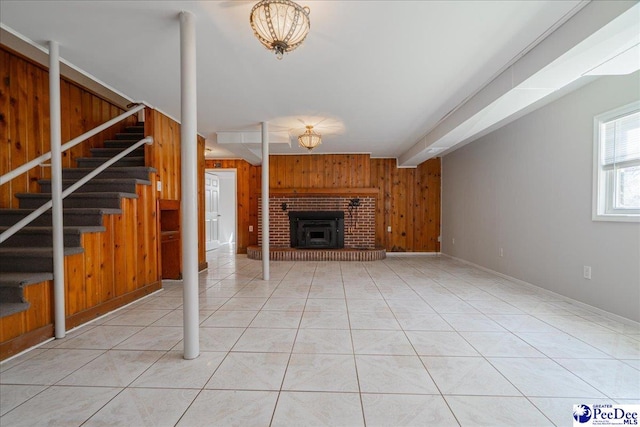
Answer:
[49, 40, 66, 339]
[179, 10, 199, 360]
[261, 121, 270, 280]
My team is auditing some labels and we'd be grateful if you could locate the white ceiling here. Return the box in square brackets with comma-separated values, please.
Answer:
[1, 1, 637, 165]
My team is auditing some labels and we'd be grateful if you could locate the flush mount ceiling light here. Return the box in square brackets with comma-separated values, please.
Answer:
[250, 0, 311, 60]
[298, 125, 322, 151]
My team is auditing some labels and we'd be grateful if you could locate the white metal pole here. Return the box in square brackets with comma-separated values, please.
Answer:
[49, 41, 66, 339]
[180, 10, 199, 360]
[261, 122, 270, 280]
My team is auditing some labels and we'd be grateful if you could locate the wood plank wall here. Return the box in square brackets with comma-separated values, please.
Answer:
[147, 108, 206, 268]
[371, 158, 441, 252]
[197, 135, 206, 266]
[0, 47, 214, 358]
[146, 109, 181, 200]
[206, 154, 441, 253]
[0, 172, 162, 359]
[269, 154, 370, 188]
[205, 159, 260, 254]
[0, 45, 137, 208]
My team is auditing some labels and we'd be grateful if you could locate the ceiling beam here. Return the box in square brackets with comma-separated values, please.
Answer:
[398, 0, 639, 167]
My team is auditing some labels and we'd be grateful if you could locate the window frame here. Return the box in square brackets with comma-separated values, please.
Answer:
[592, 101, 640, 222]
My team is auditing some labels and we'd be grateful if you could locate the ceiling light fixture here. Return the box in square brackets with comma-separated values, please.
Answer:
[298, 125, 322, 151]
[250, 0, 311, 60]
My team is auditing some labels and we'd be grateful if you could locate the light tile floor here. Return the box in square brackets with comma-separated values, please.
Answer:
[1, 247, 639, 426]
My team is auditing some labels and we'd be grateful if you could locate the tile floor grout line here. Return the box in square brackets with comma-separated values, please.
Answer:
[340, 261, 368, 427]
[2, 248, 638, 426]
[268, 259, 317, 427]
[364, 259, 463, 427]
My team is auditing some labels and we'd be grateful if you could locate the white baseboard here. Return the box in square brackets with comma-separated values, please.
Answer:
[386, 252, 442, 257]
[442, 253, 640, 327]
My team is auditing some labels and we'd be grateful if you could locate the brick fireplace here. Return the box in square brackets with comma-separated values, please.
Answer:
[258, 195, 376, 249]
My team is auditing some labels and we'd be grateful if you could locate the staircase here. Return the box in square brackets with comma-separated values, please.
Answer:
[0, 124, 155, 318]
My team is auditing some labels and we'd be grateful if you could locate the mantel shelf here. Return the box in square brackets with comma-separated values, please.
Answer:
[261, 187, 379, 197]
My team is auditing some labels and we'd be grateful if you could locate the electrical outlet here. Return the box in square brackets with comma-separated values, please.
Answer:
[249, 225, 254, 232]
[583, 266, 592, 280]
[387, 226, 392, 233]
[156, 181, 162, 192]
[452, 238, 455, 245]
[437, 235, 441, 242]
[499, 248, 504, 257]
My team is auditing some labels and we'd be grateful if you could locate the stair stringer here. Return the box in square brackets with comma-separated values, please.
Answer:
[0, 173, 161, 360]
[64, 171, 161, 329]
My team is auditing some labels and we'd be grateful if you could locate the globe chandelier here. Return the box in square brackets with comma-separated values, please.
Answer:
[250, 0, 311, 60]
[298, 125, 322, 151]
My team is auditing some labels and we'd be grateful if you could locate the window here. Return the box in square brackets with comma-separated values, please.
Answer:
[593, 101, 640, 221]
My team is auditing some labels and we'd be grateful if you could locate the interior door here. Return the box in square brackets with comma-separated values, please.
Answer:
[205, 173, 220, 251]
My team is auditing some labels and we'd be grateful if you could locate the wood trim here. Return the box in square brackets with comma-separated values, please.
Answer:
[159, 199, 180, 210]
[0, 282, 161, 360]
[65, 281, 162, 329]
[0, 324, 54, 361]
[263, 187, 379, 197]
[0, 44, 130, 110]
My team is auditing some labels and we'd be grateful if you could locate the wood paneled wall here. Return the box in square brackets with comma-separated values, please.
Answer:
[1, 173, 161, 359]
[269, 154, 370, 188]
[371, 158, 441, 252]
[0, 45, 137, 208]
[146, 109, 206, 268]
[205, 159, 260, 254]
[146, 109, 181, 200]
[207, 154, 441, 253]
[198, 135, 205, 266]
[0, 47, 209, 358]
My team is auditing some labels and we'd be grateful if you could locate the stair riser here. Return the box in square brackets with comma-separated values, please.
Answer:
[0, 122, 147, 320]
[19, 197, 123, 210]
[76, 157, 145, 168]
[39, 181, 139, 194]
[125, 126, 145, 133]
[0, 257, 52, 273]
[0, 233, 82, 248]
[89, 148, 145, 158]
[62, 168, 153, 181]
[116, 133, 144, 140]
[103, 140, 138, 149]
[0, 213, 104, 227]
[0, 287, 24, 303]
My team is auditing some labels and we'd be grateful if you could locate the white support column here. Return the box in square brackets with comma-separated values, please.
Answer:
[179, 10, 199, 360]
[49, 41, 66, 339]
[261, 122, 270, 280]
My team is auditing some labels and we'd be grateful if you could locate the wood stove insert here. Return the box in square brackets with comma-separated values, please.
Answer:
[289, 211, 345, 249]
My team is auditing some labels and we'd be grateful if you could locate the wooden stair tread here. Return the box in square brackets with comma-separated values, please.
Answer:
[38, 178, 151, 185]
[0, 272, 54, 287]
[0, 207, 122, 215]
[15, 192, 138, 199]
[0, 247, 84, 256]
[0, 225, 106, 234]
[0, 302, 31, 318]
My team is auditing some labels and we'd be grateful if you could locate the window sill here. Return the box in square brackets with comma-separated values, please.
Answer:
[592, 213, 640, 223]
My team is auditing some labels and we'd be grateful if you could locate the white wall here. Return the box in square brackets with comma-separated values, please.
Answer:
[442, 71, 640, 322]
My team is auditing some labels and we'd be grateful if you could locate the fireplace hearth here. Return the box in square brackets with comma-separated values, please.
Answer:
[289, 211, 344, 249]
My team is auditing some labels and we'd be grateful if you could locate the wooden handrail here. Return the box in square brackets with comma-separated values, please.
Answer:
[0, 136, 153, 244]
[0, 104, 145, 186]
